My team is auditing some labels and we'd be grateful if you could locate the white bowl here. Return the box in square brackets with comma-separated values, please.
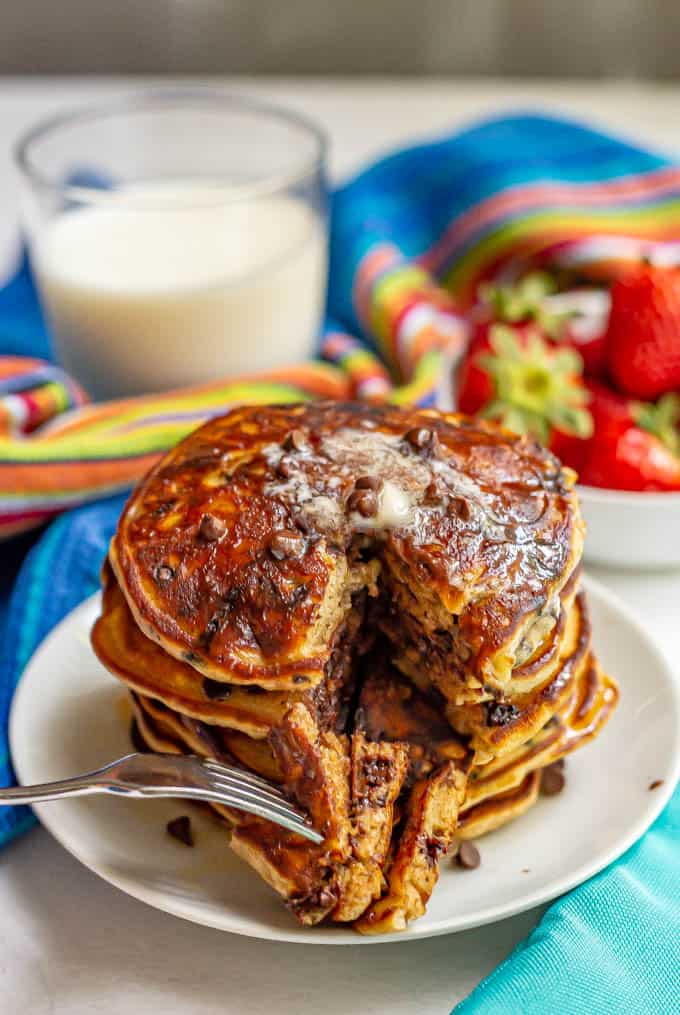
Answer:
[578, 484, 680, 569]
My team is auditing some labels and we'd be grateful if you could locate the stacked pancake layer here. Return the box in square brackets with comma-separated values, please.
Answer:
[92, 402, 618, 934]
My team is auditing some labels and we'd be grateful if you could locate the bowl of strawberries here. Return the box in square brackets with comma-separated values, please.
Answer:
[452, 267, 680, 569]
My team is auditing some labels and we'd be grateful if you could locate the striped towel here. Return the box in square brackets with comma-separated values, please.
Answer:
[5, 113, 680, 540]
[2, 114, 680, 1015]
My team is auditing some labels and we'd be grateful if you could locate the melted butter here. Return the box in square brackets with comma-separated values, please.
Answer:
[353, 480, 415, 531]
[262, 427, 496, 538]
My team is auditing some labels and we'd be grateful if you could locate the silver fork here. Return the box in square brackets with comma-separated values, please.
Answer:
[0, 753, 323, 844]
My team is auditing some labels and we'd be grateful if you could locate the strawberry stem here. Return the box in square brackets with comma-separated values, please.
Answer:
[634, 393, 680, 455]
[479, 325, 593, 442]
[480, 272, 565, 336]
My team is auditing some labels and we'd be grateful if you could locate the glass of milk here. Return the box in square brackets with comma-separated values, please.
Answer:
[15, 91, 329, 398]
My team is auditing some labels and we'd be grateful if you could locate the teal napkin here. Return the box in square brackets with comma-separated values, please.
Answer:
[454, 790, 679, 1013]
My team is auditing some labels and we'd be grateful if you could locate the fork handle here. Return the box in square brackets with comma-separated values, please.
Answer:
[0, 776, 100, 805]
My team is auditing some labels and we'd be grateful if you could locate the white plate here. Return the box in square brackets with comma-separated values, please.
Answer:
[9, 576, 680, 945]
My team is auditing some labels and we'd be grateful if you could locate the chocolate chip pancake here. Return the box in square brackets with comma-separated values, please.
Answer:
[109, 402, 583, 701]
[94, 401, 617, 935]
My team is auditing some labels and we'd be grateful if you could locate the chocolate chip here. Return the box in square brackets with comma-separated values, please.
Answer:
[269, 530, 306, 560]
[283, 429, 306, 452]
[151, 500, 175, 518]
[294, 513, 312, 533]
[355, 475, 382, 491]
[450, 497, 473, 521]
[347, 489, 378, 518]
[424, 481, 441, 505]
[166, 815, 194, 847]
[154, 564, 175, 583]
[540, 764, 566, 796]
[424, 836, 446, 866]
[404, 426, 433, 449]
[312, 886, 336, 909]
[202, 678, 232, 700]
[456, 841, 480, 869]
[198, 513, 225, 542]
[487, 702, 520, 726]
[649, 779, 664, 791]
[276, 457, 293, 479]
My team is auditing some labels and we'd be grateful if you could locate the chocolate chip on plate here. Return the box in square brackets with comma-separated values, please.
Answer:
[540, 763, 566, 796]
[269, 530, 306, 560]
[355, 475, 382, 491]
[166, 815, 194, 847]
[198, 513, 225, 542]
[283, 429, 306, 452]
[202, 678, 232, 700]
[347, 489, 378, 518]
[154, 564, 175, 583]
[456, 841, 481, 870]
[648, 779, 664, 791]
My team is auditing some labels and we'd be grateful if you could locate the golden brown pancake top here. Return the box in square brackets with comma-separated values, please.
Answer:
[110, 402, 582, 688]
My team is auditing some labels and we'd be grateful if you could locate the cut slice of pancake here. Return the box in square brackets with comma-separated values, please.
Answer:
[110, 402, 584, 701]
[332, 734, 409, 922]
[355, 759, 469, 934]
[232, 703, 352, 925]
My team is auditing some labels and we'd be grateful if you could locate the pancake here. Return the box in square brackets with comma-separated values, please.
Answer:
[355, 759, 469, 935]
[93, 400, 619, 935]
[446, 589, 591, 762]
[129, 645, 618, 930]
[457, 772, 541, 839]
[94, 563, 365, 737]
[109, 402, 583, 700]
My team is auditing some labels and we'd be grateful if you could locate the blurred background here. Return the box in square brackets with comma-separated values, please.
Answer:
[3, 0, 680, 79]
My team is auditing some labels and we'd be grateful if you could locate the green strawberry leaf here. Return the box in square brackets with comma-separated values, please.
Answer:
[634, 393, 680, 455]
[477, 325, 592, 443]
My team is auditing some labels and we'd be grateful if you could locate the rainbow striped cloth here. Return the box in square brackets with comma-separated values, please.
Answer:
[3, 114, 680, 1015]
[5, 113, 680, 540]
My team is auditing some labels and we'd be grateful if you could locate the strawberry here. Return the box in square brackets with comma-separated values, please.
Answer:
[605, 264, 680, 398]
[455, 324, 593, 450]
[476, 271, 560, 331]
[579, 391, 680, 491]
[548, 290, 610, 378]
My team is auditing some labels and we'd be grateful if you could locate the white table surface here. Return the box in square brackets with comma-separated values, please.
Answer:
[1, 76, 679, 1015]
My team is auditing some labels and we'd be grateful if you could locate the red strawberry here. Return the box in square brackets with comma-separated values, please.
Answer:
[455, 324, 593, 451]
[579, 391, 680, 491]
[605, 264, 680, 398]
[548, 290, 610, 378]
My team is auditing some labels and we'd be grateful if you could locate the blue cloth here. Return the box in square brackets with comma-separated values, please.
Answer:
[1, 113, 678, 1013]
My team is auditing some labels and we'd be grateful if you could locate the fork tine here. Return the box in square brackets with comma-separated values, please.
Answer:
[220, 785, 313, 824]
[197, 787, 323, 843]
[201, 758, 288, 796]
[202, 770, 292, 809]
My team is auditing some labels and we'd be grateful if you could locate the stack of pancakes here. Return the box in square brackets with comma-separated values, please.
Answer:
[92, 402, 618, 934]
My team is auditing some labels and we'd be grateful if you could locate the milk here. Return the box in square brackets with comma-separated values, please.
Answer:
[32, 182, 327, 398]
